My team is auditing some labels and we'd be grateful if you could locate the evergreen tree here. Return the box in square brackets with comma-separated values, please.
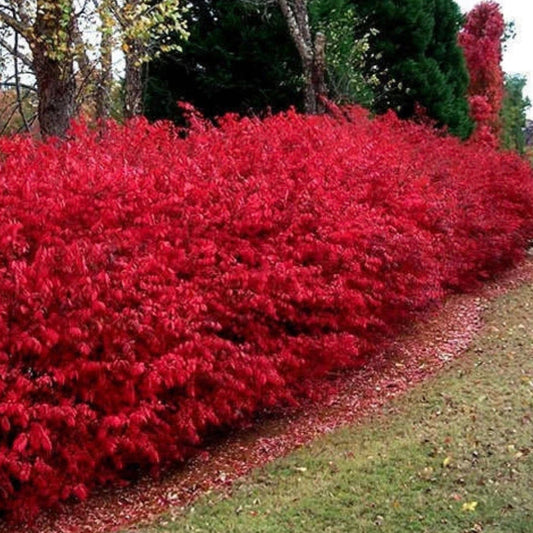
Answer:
[144, 0, 302, 123]
[352, 0, 473, 138]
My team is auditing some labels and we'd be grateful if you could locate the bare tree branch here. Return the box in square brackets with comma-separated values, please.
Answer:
[1, 101, 22, 135]
[104, 0, 127, 29]
[13, 29, 30, 132]
[0, 81, 37, 91]
[0, 87, 34, 134]
[16, 111, 36, 133]
[0, 10, 30, 38]
[0, 34, 32, 67]
[74, 0, 91, 18]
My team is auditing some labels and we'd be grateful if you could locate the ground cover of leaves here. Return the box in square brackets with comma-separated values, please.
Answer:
[2, 259, 532, 533]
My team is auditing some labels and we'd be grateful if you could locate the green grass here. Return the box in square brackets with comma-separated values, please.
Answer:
[131, 284, 533, 533]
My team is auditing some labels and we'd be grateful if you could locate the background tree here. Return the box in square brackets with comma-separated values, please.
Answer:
[458, 0, 505, 144]
[146, 0, 475, 131]
[145, 0, 385, 121]
[426, 0, 473, 136]
[93, 0, 115, 120]
[500, 74, 530, 153]
[110, 0, 188, 117]
[0, 0, 187, 136]
[145, 0, 302, 122]
[351, 0, 473, 138]
[0, 16, 38, 133]
[0, 0, 79, 137]
[274, 0, 327, 113]
[309, 0, 378, 107]
[0, 86, 39, 134]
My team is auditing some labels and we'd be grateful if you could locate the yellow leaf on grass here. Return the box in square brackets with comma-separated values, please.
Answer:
[442, 456, 452, 468]
[462, 501, 478, 512]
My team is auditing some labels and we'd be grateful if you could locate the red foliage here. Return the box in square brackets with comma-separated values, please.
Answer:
[458, 1, 505, 144]
[1, 107, 532, 521]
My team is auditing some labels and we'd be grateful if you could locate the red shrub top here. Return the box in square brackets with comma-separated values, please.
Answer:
[459, 1, 505, 144]
[0, 107, 532, 521]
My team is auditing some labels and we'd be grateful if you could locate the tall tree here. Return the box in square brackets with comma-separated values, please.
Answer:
[351, 0, 473, 138]
[458, 1, 505, 144]
[426, 0, 473, 136]
[0, 0, 78, 137]
[500, 74, 531, 153]
[33, 0, 77, 137]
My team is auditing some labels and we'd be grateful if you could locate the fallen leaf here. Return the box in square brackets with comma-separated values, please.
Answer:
[462, 501, 478, 512]
[293, 467, 307, 473]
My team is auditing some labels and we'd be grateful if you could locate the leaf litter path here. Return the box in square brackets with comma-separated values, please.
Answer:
[4, 259, 533, 533]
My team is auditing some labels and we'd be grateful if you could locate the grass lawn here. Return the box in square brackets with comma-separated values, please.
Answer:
[132, 282, 533, 533]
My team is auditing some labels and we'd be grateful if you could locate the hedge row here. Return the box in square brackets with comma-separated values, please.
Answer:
[1, 106, 532, 520]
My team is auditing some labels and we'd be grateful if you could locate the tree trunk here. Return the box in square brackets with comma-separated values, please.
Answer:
[302, 59, 317, 114]
[312, 31, 327, 113]
[96, 32, 114, 119]
[302, 32, 327, 114]
[124, 44, 144, 118]
[277, 0, 327, 114]
[33, 54, 76, 138]
[32, 0, 76, 138]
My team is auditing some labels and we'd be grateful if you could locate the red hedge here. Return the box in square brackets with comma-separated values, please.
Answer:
[1, 107, 532, 520]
